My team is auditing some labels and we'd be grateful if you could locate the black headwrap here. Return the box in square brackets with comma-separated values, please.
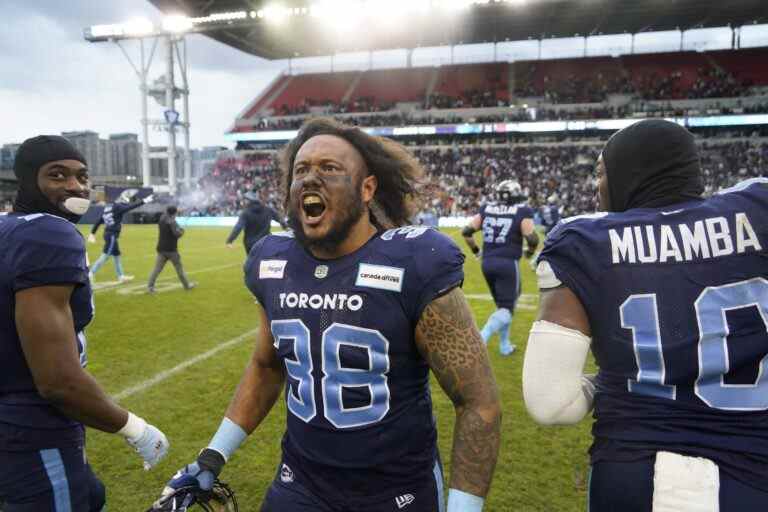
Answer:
[13, 135, 88, 222]
[602, 119, 704, 212]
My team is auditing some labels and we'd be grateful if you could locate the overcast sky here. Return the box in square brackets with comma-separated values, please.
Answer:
[0, 1, 285, 148]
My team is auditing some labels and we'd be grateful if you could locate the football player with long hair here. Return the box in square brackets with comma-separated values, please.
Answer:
[159, 118, 501, 512]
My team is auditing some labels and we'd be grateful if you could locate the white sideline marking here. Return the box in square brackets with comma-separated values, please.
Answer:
[93, 262, 240, 293]
[114, 328, 258, 401]
[465, 293, 539, 310]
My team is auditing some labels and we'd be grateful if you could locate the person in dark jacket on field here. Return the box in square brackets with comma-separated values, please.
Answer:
[226, 191, 287, 254]
[147, 206, 195, 294]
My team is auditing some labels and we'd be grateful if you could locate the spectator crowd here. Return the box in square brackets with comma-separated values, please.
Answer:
[185, 139, 767, 220]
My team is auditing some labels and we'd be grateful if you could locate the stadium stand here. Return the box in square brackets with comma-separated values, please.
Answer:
[193, 47, 768, 221]
[229, 48, 768, 135]
[188, 137, 768, 219]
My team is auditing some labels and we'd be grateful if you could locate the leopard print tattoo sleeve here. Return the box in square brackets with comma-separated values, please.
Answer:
[415, 287, 502, 497]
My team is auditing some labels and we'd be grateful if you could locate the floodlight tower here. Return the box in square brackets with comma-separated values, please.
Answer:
[84, 18, 193, 194]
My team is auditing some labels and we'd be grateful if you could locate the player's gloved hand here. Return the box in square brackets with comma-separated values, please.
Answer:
[118, 413, 169, 470]
[87, 234, 96, 244]
[470, 245, 481, 260]
[143, 194, 155, 204]
[162, 448, 226, 497]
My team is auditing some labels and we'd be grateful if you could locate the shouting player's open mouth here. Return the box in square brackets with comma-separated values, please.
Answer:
[301, 192, 327, 226]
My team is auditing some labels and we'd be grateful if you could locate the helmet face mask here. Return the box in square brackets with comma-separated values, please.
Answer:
[495, 179, 525, 205]
[147, 480, 237, 512]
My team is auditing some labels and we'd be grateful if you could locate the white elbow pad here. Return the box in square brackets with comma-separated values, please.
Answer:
[523, 320, 593, 425]
[536, 260, 562, 289]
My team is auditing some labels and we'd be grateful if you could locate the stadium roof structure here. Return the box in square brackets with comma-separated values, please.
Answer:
[148, 0, 767, 59]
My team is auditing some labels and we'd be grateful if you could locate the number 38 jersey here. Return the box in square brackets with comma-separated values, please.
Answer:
[245, 226, 464, 496]
[539, 178, 768, 491]
[479, 202, 534, 261]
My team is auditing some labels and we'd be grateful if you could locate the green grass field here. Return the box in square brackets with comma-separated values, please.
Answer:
[80, 225, 593, 511]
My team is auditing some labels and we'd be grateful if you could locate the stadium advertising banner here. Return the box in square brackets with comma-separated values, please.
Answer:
[227, 113, 768, 142]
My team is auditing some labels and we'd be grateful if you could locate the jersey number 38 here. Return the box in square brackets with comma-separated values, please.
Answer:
[271, 320, 390, 428]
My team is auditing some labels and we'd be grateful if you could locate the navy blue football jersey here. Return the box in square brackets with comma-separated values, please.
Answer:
[539, 178, 768, 490]
[479, 202, 534, 260]
[0, 213, 93, 449]
[245, 226, 464, 497]
[94, 200, 144, 235]
[539, 204, 561, 233]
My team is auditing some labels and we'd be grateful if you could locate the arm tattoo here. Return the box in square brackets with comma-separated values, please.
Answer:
[416, 287, 502, 497]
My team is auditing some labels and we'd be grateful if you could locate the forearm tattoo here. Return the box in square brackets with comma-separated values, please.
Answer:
[416, 287, 502, 497]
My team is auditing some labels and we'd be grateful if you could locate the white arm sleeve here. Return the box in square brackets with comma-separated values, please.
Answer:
[523, 320, 594, 425]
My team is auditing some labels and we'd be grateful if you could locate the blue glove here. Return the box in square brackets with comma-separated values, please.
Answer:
[162, 449, 225, 496]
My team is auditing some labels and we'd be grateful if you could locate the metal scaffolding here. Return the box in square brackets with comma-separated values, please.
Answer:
[94, 33, 191, 194]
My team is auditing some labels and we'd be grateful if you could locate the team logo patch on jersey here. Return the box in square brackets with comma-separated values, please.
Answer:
[280, 463, 294, 483]
[395, 494, 415, 509]
[259, 259, 287, 279]
[314, 265, 329, 279]
[355, 263, 404, 292]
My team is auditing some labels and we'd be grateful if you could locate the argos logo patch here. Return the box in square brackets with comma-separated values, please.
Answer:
[355, 263, 404, 292]
[259, 259, 287, 279]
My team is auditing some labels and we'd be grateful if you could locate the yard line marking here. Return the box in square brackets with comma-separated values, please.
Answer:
[465, 293, 539, 310]
[114, 328, 258, 401]
[93, 262, 241, 293]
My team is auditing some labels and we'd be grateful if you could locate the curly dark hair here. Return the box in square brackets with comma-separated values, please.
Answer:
[279, 117, 424, 228]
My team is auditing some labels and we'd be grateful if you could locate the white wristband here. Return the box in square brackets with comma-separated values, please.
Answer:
[447, 489, 484, 512]
[117, 412, 146, 441]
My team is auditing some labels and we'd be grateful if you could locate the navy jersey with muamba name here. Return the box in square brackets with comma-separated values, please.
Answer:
[539, 178, 768, 491]
[479, 202, 534, 260]
[0, 213, 93, 450]
[245, 226, 464, 499]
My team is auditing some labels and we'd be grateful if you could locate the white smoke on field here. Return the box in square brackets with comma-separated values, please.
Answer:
[176, 149, 284, 217]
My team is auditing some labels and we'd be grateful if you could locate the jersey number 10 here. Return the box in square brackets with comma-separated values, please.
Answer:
[271, 319, 390, 428]
[622, 278, 768, 411]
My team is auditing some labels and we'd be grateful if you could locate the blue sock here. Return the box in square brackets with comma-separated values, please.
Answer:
[500, 323, 511, 345]
[90, 253, 109, 275]
[481, 308, 512, 344]
[114, 255, 124, 278]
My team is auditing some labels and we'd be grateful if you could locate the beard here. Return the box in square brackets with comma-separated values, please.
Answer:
[288, 187, 366, 256]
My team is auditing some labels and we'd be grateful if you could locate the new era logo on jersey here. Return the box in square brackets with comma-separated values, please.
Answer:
[280, 463, 294, 483]
[395, 494, 415, 509]
[356, 263, 404, 292]
[259, 259, 287, 279]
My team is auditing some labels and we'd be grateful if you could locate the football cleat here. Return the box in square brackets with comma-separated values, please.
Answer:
[147, 479, 238, 512]
[496, 180, 526, 204]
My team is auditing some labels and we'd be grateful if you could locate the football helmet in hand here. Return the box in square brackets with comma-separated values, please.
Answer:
[146, 479, 237, 512]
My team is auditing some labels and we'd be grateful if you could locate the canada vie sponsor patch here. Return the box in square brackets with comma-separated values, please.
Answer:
[355, 263, 404, 292]
[259, 259, 287, 279]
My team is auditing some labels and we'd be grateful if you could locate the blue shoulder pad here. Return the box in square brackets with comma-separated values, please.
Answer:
[7, 214, 88, 292]
[716, 177, 768, 196]
[380, 226, 465, 321]
[519, 204, 535, 219]
[244, 234, 293, 303]
[539, 212, 610, 308]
